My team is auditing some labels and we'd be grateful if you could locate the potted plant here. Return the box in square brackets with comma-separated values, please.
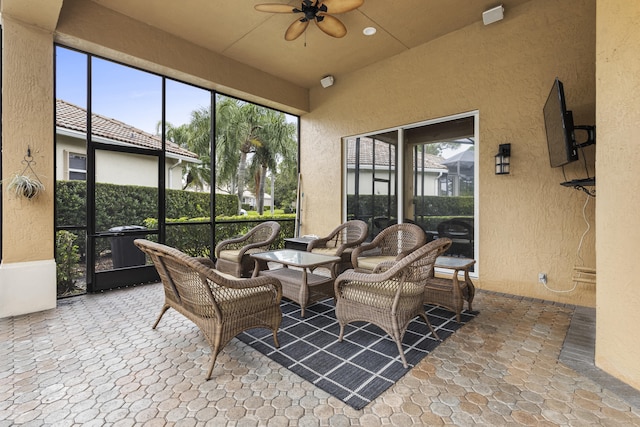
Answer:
[5, 173, 45, 199]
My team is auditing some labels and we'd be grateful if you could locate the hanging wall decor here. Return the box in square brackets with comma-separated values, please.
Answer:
[5, 147, 45, 199]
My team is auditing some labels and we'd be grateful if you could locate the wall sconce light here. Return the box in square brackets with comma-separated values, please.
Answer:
[495, 143, 511, 175]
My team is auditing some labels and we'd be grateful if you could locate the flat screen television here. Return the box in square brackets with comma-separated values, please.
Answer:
[543, 78, 595, 168]
[543, 78, 578, 168]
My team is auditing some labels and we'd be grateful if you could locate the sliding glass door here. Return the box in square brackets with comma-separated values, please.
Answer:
[345, 135, 397, 241]
[344, 113, 478, 271]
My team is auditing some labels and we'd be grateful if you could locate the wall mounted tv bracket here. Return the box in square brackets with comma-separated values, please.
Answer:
[573, 125, 596, 149]
[562, 124, 596, 197]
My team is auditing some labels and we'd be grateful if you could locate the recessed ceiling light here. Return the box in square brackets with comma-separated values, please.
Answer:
[363, 27, 377, 36]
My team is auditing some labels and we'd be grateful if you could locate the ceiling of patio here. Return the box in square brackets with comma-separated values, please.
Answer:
[89, 0, 532, 89]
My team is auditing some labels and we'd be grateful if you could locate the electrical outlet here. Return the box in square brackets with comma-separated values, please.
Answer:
[538, 273, 547, 284]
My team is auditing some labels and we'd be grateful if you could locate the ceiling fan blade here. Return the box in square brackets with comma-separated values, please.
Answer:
[255, 3, 297, 13]
[320, 0, 364, 14]
[285, 19, 309, 41]
[315, 14, 347, 38]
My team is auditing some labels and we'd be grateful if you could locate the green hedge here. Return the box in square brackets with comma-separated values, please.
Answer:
[56, 181, 295, 256]
[347, 194, 473, 232]
[414, 195, 474, 216]
[346, 195, 397, 219]
[414, 195, 473, 230]
[56, 181, 238, 229]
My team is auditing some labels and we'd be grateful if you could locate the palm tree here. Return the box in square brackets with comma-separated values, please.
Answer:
[249, 110, 297, 214]
[215, 96, 296, 214]
[164, 107, 212, 191]
[215, 97, 265, 212]
[214, 97, 241, 195]
[162, 95, 297, 214]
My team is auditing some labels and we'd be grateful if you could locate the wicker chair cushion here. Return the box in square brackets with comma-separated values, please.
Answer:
[356, 255, 396, 271]
[340, 279, 424, 310]
[310, 247, 340, 256]
[186, 282, 274, 318]
[218, 249, 242, 262]
[214, 285, 276, 316]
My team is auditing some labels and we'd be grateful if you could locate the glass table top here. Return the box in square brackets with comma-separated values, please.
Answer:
[434, 256, 476, 270]
[251, 249, 341, 268]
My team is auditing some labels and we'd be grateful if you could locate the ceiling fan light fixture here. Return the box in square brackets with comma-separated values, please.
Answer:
[363, 26, 377, 36]
[256, 0, 364, 41]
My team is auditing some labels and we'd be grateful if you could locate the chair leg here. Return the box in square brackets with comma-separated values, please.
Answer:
[152, 304, 170, 329]
[395, 340, 409, 369]
[338, 323, 345, 342]
[206, 344, 220, 381]
[206, 357, 216, 381]
[272, 329, 280, 348]
[420, 313, 441, 341]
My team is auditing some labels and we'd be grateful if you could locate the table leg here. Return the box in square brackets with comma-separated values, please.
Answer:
[464, 269, 475, 312]
[299, 269, 309, 317]
[452, 269, 463, 323]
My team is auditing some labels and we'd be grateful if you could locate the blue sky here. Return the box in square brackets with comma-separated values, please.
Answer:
[56, 46, 295, 135]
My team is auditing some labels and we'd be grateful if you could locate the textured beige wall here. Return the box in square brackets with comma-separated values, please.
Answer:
[300, 0, 597, 306]
[1, 17, 55, 263]
[595, 1, 640, 390]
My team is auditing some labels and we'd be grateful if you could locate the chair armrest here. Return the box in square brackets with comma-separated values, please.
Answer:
[236, 240, 274, 256]
[214, 235, 250, 256]
[336, 259, 408, 288]
[372, 260, 397, 274]
[307, 237, 329, 251]
[395, 250, 414, 261]
[204, 269, 283, 302]
[333, 238, 366, 256]
[307, 237, 348, 256]
[194, 257, 216, 269]
[351, 240, 381, 266]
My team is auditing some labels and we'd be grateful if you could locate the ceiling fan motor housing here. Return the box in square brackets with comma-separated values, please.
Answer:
[255, 0, 364, 40]
[296, 1, 328, 22]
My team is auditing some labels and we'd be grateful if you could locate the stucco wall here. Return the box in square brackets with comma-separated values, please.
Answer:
[0, 17, 57, 316]
[595, 1, 640, 390]
[56, 135, 187, 189]
[1, 18, 55, 263]
[300, 0, 597, 306]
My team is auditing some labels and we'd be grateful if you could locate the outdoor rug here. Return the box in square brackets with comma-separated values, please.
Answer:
[237, 298, 476, 410]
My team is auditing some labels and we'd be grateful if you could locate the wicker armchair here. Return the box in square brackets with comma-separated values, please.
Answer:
[134, 239, 282, 380]
[334, 238, 452, 368]
[351, 223, 427, 273]
[215, 221, 281, 278]
[306, 220, 368, 275]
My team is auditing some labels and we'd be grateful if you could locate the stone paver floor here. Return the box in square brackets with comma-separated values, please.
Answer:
[1, 283, 639, 426]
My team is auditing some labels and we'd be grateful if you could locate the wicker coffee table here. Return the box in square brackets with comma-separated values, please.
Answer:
[251, 249, 340, 317]
[424, 256, 476, 322]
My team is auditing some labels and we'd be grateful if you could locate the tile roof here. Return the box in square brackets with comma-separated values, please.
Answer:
[346, 138, 447, 170]
[56, 99, 198, 159]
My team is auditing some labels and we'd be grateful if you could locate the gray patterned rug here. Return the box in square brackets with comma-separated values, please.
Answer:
[237, 298, 476, 410]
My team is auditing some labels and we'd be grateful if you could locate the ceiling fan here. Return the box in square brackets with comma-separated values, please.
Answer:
[255, 0, 364, 41]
